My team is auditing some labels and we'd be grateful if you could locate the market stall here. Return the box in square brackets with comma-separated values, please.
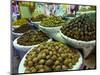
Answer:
[11, 1, 96, 74]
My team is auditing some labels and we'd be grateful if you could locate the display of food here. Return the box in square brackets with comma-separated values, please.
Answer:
[61, 13, 96, 41]
[11, 2, 96, 73]
[32, 14, 47, 22]
[41, 16, 66, 27]
[23, 42, 80, 73]
[13, 24, 33, 33]
[17, 30, 49, 46]
[12, 18, 28, 26]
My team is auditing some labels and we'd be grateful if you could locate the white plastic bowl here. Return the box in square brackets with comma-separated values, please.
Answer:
[18, 46, 83, 73]
[39, 25, 62, 39]
[49, 31, 65, 43]
[12, 31, 23, 40]
[12, 31, 23, 37]
[12, 25, 20, 29]
[12, 28, 23, 41]
[60, 31, 96, 57]
[13, 37, 52, 59]
[31, 21, 41, 25]
[39, 25, 62, 34]
[60, 31, 95, 48]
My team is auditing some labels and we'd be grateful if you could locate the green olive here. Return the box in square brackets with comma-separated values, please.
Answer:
[54, 65, 62, 71]
[64, 59, 69, 66]
[37, 54, 42, 59]
[49, 51, 53, 55]
[44, 65, 51, 71]
[58, 57, 63, 62]
[51, 55, 57, 61]
[61, 54, 66, 59]
[27, 56, 33, 61]
[68, 63, 73, 69]
[28, 61, 33, 67]
[32, 58, 38, 63]
[46, 55, 51, 59]
[39, 59, 45, 64]
[30, 67, 37, 72]
[35, 65, 44, 70]
[55, 60, 60, 65]
[38, 69, 45, 72]
[41, 53, 46, 58]
[45, 59, 53, 66]
[62, 65, 68, 70]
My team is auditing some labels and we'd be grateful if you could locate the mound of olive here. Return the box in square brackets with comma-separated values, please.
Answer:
[12, 18, 28, 26]
[41, 16, 66, 27]
[24, 42, 80, 73]
[61, 13, 96, 41]
[32, 14, 47, 22]
[17, 30, 49, 46]
[13, 24, 33, 33]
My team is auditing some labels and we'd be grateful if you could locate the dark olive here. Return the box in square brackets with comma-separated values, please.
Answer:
[61, 13, 96, 41]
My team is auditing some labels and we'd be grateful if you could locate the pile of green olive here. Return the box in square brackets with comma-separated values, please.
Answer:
[32, 14, 47, 22]
[61, 13, 96, 41]
[41, 16, 66, 27]
[13, 24, 33, 33]
[12, 18, 28, 26]
[24, 42, 80, 73]
[17, 30, 49, 46]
